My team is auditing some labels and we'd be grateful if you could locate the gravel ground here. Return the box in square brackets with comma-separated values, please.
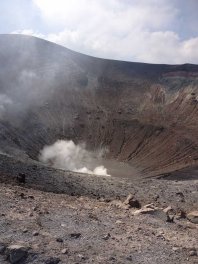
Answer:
[0, 154, 197, 263]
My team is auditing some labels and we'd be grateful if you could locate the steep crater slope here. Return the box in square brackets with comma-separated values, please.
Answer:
[0, 34, 198, 177]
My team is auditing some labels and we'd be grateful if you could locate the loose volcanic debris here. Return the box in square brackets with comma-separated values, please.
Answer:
[0, 179, 197, 264]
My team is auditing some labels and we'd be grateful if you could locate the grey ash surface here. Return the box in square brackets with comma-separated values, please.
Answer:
[0, 153, 198, 263]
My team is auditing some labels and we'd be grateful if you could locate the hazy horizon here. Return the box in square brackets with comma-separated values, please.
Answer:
[0, 0, 198, 64]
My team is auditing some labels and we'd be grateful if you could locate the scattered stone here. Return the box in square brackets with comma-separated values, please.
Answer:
[133, 208, 154, 215]
[19, 193, 25, 199]
[163, 206, 176, 223]
[56, 238, 63, 243]
[28, 195, 34, 199]
[110, 200, 124, 209]
[124, 194, 141, 209]
[166, 215, 174, 223]
[33, 206, 39, 211]
[187, 211, 198, 224]
[126, 255, 133, 261]
[70, 233, 81, 239]
[33, 231, 39, 236]
[176, 192, 185, 202]
[172, 247, 179, 252]
[115, 220, 123, 224]
[133, 204, 158, 215]
[6, 245, 28, 264]
[175, 209, 186, 220]
[189, 249, 197, 256]
[102, 233, 111, 240]
[17, 173, 26, 184]
[77, 254, 86, 260]
[23, 228, 28, 233]
[0, 243, 6, 254]
[88, 213, 99, 221]
[28, 212, 33, 217]
[109, 256, 116, 261]
[104, 198, 111, 203]
[163, 206, 173, 214]
[154, 195, 159, 201]
[45, 257, 60, 264]
[61, 248, 68, 254]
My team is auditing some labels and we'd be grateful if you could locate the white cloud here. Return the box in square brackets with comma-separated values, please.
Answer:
[12, 29, 44, 39]
[14, 0, 198, 64]
[33, 0, 176, 30]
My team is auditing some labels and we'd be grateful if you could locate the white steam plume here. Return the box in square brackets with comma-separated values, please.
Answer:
[39, 140, 110, 176]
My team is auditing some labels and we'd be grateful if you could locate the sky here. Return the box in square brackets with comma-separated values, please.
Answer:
[1, 0, 198, 64]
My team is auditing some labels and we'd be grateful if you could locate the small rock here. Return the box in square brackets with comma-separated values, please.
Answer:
[154, 195, 159, 201]
[45, 257, 60, 264]
[61, 248, 68, 254]
[78, 254, 86, 260]
[126, 255, 133, 261]
[172, 247, 179, 252]
[166, 215, 174, 223]
[115, 220, 123, 224]
[0, 243, 5, 254]
[17, 173, 26, 184]
[23, 229, 28, 233]
[33, 206, 39, 211]
[28, 195, 34, 199]
[33, 231, 39, 236]
[133, 204, 158, 215]
[6, 245, 28, 264]
[189, 249, 197, 256]
[102, 233, 111, 240]
[109, 256, 116, 261]
[176, 192, 185, 202]
[56, 238, 63, 243]
[88, 213, 98, 221]
[28, 212, 33, 217]
[124, 194, 141, 208]
[175, 209, 186, 220]
[163, 206, 176, 223]
[70, 233, 81, 239]
[19, 193, 25, 199]
[163, 206, 173, 214]
[187, 211, 198, 224]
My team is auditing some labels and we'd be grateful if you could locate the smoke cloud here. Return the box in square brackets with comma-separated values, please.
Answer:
[39, 139, 110, 176]
[0, 94, 13, 118]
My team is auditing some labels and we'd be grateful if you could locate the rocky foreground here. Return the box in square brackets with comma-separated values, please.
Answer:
[0, 154, 197, 264]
